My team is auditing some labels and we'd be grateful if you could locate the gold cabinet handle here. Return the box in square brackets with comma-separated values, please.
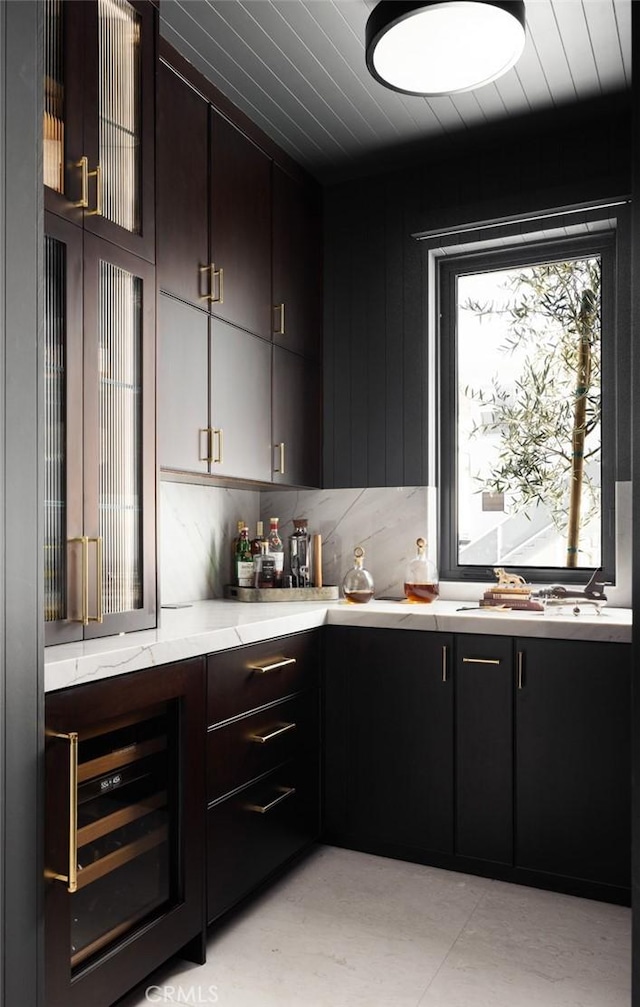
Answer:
[88, 536, 103, 624]
[462, 657, 501, 665]
[45, 731, 78, 893]
[69, 535, 89, 625]
[249, 722, 296, 744]
[87, 163, 102, 216]
[69, 536, 103, 624]
[213, 428, 224, 464]
[274, 442, 285, 474]
[248, 657, 296, 674]
[199, 427, 214, 463]
[517, 651, 524, 690]
[442, 645, 448, 683]
[246, 786, 296, 815]
[75, 156, 89, 208]
[274, 302, 285, 335]
[202, 264, 224, 303]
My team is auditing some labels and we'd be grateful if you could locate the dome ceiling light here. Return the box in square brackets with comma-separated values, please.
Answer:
[365, 0, 526, 97]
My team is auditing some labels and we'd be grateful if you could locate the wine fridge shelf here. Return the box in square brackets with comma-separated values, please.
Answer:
[77, 790, 167, 847]
[77, 735, 167, 784]
[76, 824, 168, 890]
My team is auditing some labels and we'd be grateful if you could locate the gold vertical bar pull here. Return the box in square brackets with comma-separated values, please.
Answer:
[88, 536, 104, 623]
[69, 535, 89, 625]
[274, 442, 285, 474]
[46, 731, 79, 893]
[517, 651, 524, 690]
[203, 264, 224, 303]
[87, 163, 103, 216]
[213, 428, 224, 464]
[199, 427, 214, 463]
[274, 303, 285, 335]
[442, 645, 448, 683]
[75, 155, 89, 208]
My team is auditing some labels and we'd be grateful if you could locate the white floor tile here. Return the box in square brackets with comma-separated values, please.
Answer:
[117, 846, 631, 1007]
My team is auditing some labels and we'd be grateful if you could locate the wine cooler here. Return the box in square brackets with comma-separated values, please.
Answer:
[45, 660, 205, 1007]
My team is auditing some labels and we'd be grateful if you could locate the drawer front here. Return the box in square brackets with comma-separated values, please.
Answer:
[207, 692, 319, 802]
[207, 757, 320, 923]
[207, 630, 320, 724]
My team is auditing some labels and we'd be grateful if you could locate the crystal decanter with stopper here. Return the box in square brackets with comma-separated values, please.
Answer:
[342, 546, 374, 604]
[404, 537, 439, 603]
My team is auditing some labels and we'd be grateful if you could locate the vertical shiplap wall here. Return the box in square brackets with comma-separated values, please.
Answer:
[323, 97, 632, 490]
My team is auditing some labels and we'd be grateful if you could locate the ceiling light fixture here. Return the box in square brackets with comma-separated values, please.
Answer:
[365, 0, 526, 97]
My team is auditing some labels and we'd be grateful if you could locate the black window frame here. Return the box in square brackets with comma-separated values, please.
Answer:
[438, 230, 617, 585]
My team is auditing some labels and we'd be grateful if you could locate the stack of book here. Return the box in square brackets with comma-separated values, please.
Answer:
[480, 581, 544, 612]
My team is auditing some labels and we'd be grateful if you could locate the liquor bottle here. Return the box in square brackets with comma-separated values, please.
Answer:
[251, 520, 266, 558]
[342, 546, 374, 604]
[289, 517, 310, 588]
[254, 540, 276, 589]
[267, 517, 284, 587]
[235, 524, 254, 588]
[231, 520, 244, 584]
[404, 537, 439, 603]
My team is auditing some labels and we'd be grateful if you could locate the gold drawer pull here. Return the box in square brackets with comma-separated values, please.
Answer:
[249, 722, 296, 744]
[248, 657, 297, 674]
[45, 731, 78, 893]
[462, 657, 501, 665]
[246, 785, 296, 814]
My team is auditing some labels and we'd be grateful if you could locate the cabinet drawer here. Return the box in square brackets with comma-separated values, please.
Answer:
[207, 692, 319, 802]
[207, 631, 320, 724]
[207, 758, 320, 923]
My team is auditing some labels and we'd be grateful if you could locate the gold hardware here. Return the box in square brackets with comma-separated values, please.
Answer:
[249, 722, 296, 744]
[213, 428, 224, 464]
[88, 536, 103, 623]
[202, 264, 224, 303]
[517, 651, 524, 690]
[46, 731, 78, 893]
[246, 786, 295, 814]
[248, 657, 296, 674]
[199, 427, 214, 463]
[442, 645, 448, 683]
[274, 303, 285, 336]
[462, 657, 501, 665]
[75, 156, 89, 208]
[69, 536, 89, 624]
[87, 163, 102, 216]
[274, 442, 285, 474]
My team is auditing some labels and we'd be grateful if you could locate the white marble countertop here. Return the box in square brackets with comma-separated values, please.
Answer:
[44, 598, 632, 692]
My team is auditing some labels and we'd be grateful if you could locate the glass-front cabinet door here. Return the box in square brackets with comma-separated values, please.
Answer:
[45, 661, 205, 1007]
[43, 0, 156, 261]
[44, 214, 156, 644]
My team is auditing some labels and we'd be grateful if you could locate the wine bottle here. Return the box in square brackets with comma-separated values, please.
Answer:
[235, 524, 254, 588]
[267, 517, 284, 587]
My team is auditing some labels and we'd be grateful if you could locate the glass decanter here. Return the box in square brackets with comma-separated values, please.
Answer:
[404, 537, 439, 603]
[342, 546, 374, 604]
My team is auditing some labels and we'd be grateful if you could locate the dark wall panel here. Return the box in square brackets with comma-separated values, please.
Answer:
[323, 96, 631, 489]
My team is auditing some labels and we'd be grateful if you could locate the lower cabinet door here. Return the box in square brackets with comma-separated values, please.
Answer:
[515, 637, 631, 890]
[207, 758, 320, 923]
[455, 634, 514, 865]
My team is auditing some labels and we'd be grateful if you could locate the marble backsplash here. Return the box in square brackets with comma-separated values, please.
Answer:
[160, 481, 434, 604]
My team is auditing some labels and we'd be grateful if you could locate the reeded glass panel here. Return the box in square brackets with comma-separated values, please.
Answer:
[98, 0, 141, 232]
[44, 0, 64, 192]
[99, 261, 142, 615]
[44, 236, 67, 621]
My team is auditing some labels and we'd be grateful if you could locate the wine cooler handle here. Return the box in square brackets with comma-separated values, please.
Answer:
[46, 731, 78, 893]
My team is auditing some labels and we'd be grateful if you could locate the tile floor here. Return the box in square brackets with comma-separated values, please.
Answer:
[119, 845, 631, 1007]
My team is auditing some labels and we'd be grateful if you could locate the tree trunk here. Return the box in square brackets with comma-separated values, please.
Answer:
[566, 291, 596, 567]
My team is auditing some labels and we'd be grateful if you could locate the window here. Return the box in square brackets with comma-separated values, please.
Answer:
[438, 231, 616, 583]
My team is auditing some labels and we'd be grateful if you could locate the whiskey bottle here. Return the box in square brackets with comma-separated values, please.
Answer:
[251, 520, 266, 558]
[254, 540, 276, 588]
[267, 517, 284, 587]
[342, 546, 374, 604]
[404, 537, 439, 603]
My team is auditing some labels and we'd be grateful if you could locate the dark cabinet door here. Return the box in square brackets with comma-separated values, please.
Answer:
[455, 634, 513, 865]
[157, 63, 209, 306]
[272, 346, 321, 488]
[210, 110, 272, 339]
[515, 637, 631, 890]
[157, 294, 209, 474]
[44, 0, 85, 225]
[272, 165, 322, 359]
[324, 626, 454, 855]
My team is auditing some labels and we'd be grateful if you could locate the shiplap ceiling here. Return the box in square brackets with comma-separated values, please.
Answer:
[159, 0, 631, 180]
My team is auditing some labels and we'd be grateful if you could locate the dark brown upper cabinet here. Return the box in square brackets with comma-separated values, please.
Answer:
[156, 61, 209, 306]
[209, 111, 272, 340]
[272, 165, 322, 360]
[44, 0, 156, 262]
[45, 212, 157, 645]
[272, 347, 321, 488]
